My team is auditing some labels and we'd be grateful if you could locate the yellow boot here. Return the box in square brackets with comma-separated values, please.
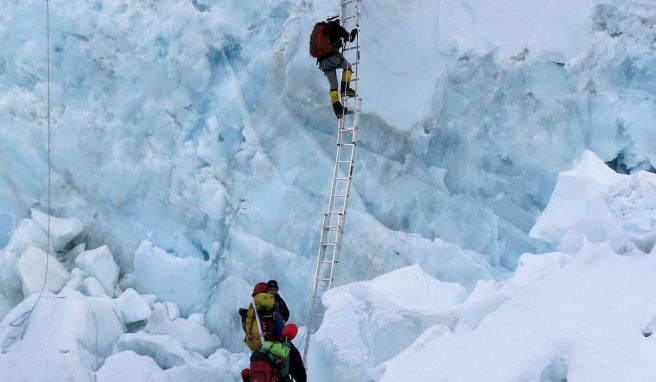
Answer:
[340, 69, 356, 97]
[330, 90, 348, 118]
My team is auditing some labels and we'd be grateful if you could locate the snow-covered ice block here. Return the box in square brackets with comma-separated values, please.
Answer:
[146, 304, 220, 357]
[97, 351, 162, 382]
[30, 209, 84, 252]
[17, 247, 69, 296]
[531, 150, 624, 243]
[366, 264, 468, 307]
[532, 151, 656, 254]
[377, 240, 656, 382]
[0, 219, 50, 304]
[114, 288, 152, 325]
[309, 265, 466, 381]
[133, 240, 216, 315]
[75, 245, 120, 296]
[98, 349, 248, 382]
[116, 332, 199, 369]
[0, 219, 48, 258]
[0, 290, 124, 381]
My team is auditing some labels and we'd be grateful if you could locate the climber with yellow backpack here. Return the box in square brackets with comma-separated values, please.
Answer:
[239, 282, 306, 382]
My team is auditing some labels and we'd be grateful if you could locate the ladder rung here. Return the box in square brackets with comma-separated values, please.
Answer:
[316, 277, 332, 282]
[323, 225, 343, 230]
[343, 46, 359, 51]
[332, 194, 348, 198]
[319, 260, 338, 264]
[342, 0, 355, 5]
[320, 242, 337, 247]
[328, 211, 344, 215]
[335, 177, 350, 180]
[338, 142, 356, 147]
[343, 14, 360, 21]
[337, 160, 351, 164]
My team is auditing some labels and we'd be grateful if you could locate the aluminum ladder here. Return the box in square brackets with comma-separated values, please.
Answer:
[303, 0, 362, 362]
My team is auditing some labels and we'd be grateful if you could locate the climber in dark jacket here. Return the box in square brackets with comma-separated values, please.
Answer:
[266, 279, 290, 323]
[317, 13, 358, 118]
[265, 280, 305, 382]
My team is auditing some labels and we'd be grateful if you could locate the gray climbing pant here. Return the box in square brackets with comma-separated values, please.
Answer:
[319, 53, 352, 90]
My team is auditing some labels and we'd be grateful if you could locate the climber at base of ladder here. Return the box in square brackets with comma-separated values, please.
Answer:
[310, 13, 359, 119]
[239, 282, 307, 382]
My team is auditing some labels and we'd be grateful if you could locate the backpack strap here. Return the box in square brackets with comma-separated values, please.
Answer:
[251, 297, 266, 346]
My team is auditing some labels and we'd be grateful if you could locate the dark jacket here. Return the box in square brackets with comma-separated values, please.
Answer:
[324, 21, 352, 54]
[274, 293, 290, 323]
[257, 308, 285, 342]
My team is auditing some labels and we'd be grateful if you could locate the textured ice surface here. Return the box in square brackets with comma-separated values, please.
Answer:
[133, 240, 217, 316]
[1, 0, 656, 381]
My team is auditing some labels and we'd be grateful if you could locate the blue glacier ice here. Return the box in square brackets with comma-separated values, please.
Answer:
[1, 0, 656, 380]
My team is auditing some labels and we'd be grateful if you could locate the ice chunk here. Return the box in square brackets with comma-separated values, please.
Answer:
[164, 302, 180, 321]
[133, 240, 216, 315]
[97, 351, 162, 382]
[114, 288, 152, 325]
[531, 151, 623, 244]
[75, 245, 120, 296]
[17, 247, 69, 297]
[30, 209, 84, 252]
[84, 276, 107, 297]
[116, 332, 199, 369]
[0, 219, 49, 304]
[146, 304, 220, 357]
[532, 151, 656, 254]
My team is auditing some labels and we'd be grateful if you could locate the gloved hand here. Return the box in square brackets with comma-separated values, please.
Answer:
[349, 28, 358, 42]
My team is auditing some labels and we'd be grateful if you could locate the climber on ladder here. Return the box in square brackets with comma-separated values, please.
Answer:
[309, 13, 359, 118]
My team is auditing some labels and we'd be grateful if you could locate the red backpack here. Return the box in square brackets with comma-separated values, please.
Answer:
[242, 361, 279, 382]
[309, 22, 333, 58]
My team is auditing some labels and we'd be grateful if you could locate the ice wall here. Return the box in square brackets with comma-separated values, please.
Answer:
[1, 0, 656, 380]
[3, 0, 654, 281]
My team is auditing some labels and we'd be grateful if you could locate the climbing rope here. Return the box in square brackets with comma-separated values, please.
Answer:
[11, 0, 52, 327]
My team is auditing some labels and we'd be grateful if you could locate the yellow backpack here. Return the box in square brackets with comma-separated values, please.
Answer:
[239, 293, 276, 351]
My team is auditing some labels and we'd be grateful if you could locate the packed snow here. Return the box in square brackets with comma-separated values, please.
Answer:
[1, 0, 656, 381]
